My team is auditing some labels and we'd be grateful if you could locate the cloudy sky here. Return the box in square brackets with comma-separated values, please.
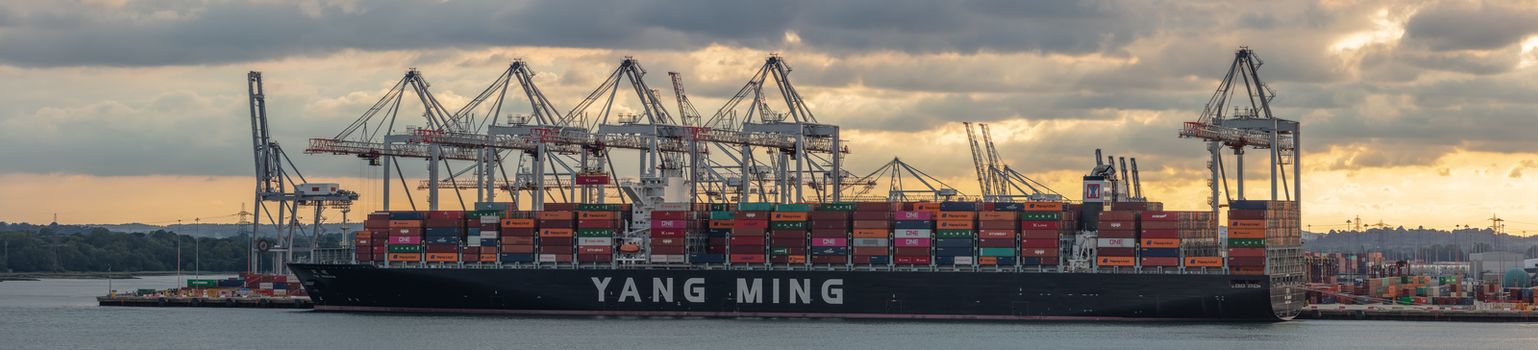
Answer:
[2, 0, 1537, 232]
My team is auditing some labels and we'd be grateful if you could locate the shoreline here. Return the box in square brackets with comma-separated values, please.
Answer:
[0, 271, 239, 282]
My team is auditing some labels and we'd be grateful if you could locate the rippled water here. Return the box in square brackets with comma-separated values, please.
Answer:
[1, 275, 1534, 349]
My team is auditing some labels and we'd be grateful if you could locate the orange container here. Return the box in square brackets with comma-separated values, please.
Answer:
[578, 211, 616, 220]
[1140, 238, 1180, 249]
[538, 211, 574, 220]
[1229, 228, 1266, 238]
[786, 255, 807, 264]
[1181, 256, 1218, 267]
[978, 211, 1016, 221]
[538, 228, 574, 237]
[1022, 202, 1064, 212]
[425, 253, 458, 262]
[937, 220, 974, 229]
[479, 253, 497, 261]
[386, 253, 421, 262]
[388, 220, 420, 228]
[1228, 220, 1265, 229]
[770, 212, 809, 221]
[852, 229, 889, 238]
[1097, 256, 1136, 266]
[937, 211, 976, 220]
[912, 202, 941, 211]
[709, 220, 735, 229]
[500, 218, 535, 228]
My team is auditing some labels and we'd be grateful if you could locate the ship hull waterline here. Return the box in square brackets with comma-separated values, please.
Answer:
[291, 263, 1295, 321]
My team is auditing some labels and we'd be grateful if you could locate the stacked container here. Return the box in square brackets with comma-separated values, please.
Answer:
[893, 203, 937, 266]
[647, 205, 688, 264]
[1019, 202, 1062, 266]
[537, 208, 575, 263]
[1228, 200, 1301, 276]
[384, 211, 424, 262]
[691, 208, 731, 264]
[1226, 206, 1266, 275]
[730, 203, 770, 264]
[810, 203, 852, 265]
[977, 204, 1019, 266]
[935, 202, 976, 266]
[769, 204, 811, 265]
[851, 202, 895, 265]
[1137, 211, 1181, 267]
[472, 211, 501, 262]
[1171, 211, 1222, 268]
[499, 215, 537, 263]
[357, 212, 390, 262]
[1095, 210, 1137, 268]
[423, 211, 463, 263]
[577, 204, 620, 263]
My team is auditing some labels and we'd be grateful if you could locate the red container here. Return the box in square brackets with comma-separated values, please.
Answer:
[731, 227, 766, 236]
[650, 211, 689, 220]
[810, 256, 847, 264]
[501, 237, 535, 245]
[852, 220, 890, 229]
[1098, 220, 1134, 231]
[1019, 230, 1058, 239]
[730, 236, 766, 245]
[734, 220, 769, 229]
[577, 254, 613, 262]
[425, 244, 458, 253]
[1141, 257, 1179, 267]
[1099, 211, 1137, 221]
[852, 211, 891, 220]
[895, 256, 932, 265]
[854, 202, 897, 212]
[770, 237, 805, 247]
[539, 220, 574, 229]
[371, 246, 386, 254]
[1021, 221, 1059, 230]
[652, 229, 686, 237]
[500, 228, 536, 236]
[577, 219, 617, 228]
[851, 255, 881, 264]
[737, 211, 770, 219]
[852, 247, 888, 255]
[730, 254, 767, 263]
[810, 211, 849, 220]
[461, 254, 481, 263]
[541, 237, 574, 245]
[810, 229, 845, 237]
[1140, 229, 1179, 239]
[1228, 247, 1266, 257]
[810, 221, 849, 229]
[1020, 239, 1058, 248]
[770, 231, 808, 239]
[1140, 221, 1179, 230]
[1099, 230, 1137, 239]
[500, 245, 534, 253]
[539, 245, 574, 254]
[708, 237, 729, 246]
[1098, 247, 1135, 256]
[978, 220, 1015, 230]
[427, 211, 466, 220]
[579, 246, 613, 255]
[653, 237, 685, 246]
[1020, 248, 1058, 257]
[1229, 209, 1265, 220]
[893, 247, 930, 256]
[978, 238, 1015, 248]
[774, 247, 808, 255]
[1228, 256, 1265, 266]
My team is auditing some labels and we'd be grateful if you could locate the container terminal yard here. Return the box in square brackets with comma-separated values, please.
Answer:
[94, 47, 1538, 322]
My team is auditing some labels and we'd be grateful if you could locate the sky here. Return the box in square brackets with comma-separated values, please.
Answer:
[1, 0, 1537, 232]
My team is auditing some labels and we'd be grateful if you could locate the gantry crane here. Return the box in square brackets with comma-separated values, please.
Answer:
[963, 122, 1062, 202]
[247, 72, 356, 276]
[841, 158, 960, 202]
[706, 55, 845, 204]
[1178, 47, 1301, 213]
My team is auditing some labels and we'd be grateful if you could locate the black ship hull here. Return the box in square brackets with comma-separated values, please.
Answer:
[291, 263, 1297, 321]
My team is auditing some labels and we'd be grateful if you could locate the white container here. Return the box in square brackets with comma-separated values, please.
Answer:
[893, 229, 932, 238]
[538, 254, 558, 263]
[853, 238, 888, 247]
[577, 237, 612, 246]
[258, 282, 274, 290]
[481, 216, 501, 224]
[953, 256, 974, 265]
[466, 239, 481, 247]
[655, 202, 691, 211]
[480, 231, 498, 238]
[1097, 238, 1135, 248]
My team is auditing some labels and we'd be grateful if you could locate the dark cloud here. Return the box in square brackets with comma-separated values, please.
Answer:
[1403, 1, 1538, 52]
[0, 0, 1154, 68]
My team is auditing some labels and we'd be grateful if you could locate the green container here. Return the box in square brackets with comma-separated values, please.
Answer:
[739, 202, 775, 211]
[709, 211, 735, 220]
[387, 244, 423, 253]
[770, 221, 807, 230]
[1229, 238, 1265, 248]
[136, 289, 158, 295]
[708, 203, 733, 211]
[1415, 287, 1427, 296]
[1019, 212, 1061, 221]
[979, 248, 1015, 257]
[936, 229, 974, 239]
[187, 279, 218, 288]
[466, 210, 504, 219]
[577, 203, 621, 211]
[774, 203, 813, 212]
[1398, 296, 1413, 305]
[577, 229, 615, 237]
[816, 202, 857, 211]
[770, 247, 793, 256]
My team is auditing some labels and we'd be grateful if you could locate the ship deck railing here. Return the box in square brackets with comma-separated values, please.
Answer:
[339, 261, 1236, 275]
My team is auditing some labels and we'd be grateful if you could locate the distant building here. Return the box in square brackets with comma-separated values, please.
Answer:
[1470, 251, 1524, 281]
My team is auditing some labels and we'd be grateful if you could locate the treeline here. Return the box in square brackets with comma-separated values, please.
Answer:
[1307, 227, 1538, 261]
[0, 227, 343, 273]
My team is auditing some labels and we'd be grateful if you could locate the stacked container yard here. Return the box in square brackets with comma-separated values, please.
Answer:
[730, 203, 771, 264]
[851, 202, 894, 265]
[935, 202, 977, 266]
[978, 203, 1019, 267]
[1096, 210, 1137, 268]
[577, 204, 621, 263]
[767, 204, 809, 265]
[1137, 211, 1181, 268]
[424, 211, 463, 263]
[1167, 211, 1222, 269]
[460, 211, 501, 263]
[499, 215, 537, 263]
[810, 203, 853, 265]
[692, 207, 731, 264]
[1020, 202, 1063, 266]
[384, 211, 424, 263]
[356, 212, 390, 263]
[537, 205, 575, 263]
[644, 204, 688, 264]
[893, 203, 936, 266]
[1227, 200, 1301, 276]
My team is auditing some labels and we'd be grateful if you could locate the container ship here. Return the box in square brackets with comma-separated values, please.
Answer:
[292, 193, 1303, 321]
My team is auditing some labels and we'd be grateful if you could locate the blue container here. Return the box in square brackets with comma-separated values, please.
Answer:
[500, 253, 536, 263]
[936, 256, 954, 265]
[992, 202, 1025, 211]
[424, 227, 462, 236]
[480, 238, 498, 246]
[811, 247, 850, 256]
[707, 229, 732, 237]
[387, 211, 425, 220]
[689, 254, 727, 263]
[893, 220, 932, 229]
[935, 238, 975, 248]
[934, 247, 972, 256]
[425, 236, 462, 244]
[467, 228, 481, 235]
[1139, 248, 1179, 257]
[1230, 200, 1269, 210]
[1021, 257, 1045, 265]
[939, 201, 978, 211]
[217, 279, 244, 288]
[863, 256, 891, 265]
[272, 283, 287, 290]
[474, 202, 513, 211]
[994, 256, 1017, 265]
